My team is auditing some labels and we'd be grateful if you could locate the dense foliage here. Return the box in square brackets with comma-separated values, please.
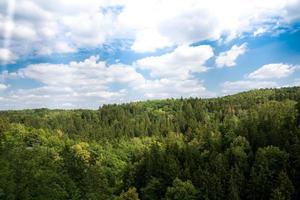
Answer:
[1, 86, 300, 199]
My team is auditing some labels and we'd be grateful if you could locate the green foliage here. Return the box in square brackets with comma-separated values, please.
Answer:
[117, 187, 140, 200]
[0, 87, 299, 199]
[271, 171, 294, 200]
[165, 178, 198, 200]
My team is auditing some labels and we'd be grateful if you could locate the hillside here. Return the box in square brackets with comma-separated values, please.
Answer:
[0, 86, 300, 199]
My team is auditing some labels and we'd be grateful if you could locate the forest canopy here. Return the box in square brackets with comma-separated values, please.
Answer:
[0, 86, 300, 200]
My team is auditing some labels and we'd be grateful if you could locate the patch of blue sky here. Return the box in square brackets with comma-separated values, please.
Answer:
[100, 5, 124, 15]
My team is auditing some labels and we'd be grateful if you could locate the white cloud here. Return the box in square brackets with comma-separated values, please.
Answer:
[131, 29, 172, 52]
[132, 45, 214, 98]
[134, 44, 213, 99]
[62, 12, 117, 47]
[136, 45, 213, 79]
[222, 80, 278, 94]
[37, 41, 76, 55]
[16, 56, 144, 87]
[285, 0, 300, 21]
[221, 62, 298, 95]
[0, 48, 17, 63]
[248, 63, 296, 79]
[0, 52, 212, 108]
[5, 86, 127, 107]
[215, 43, 247, 68]
[253, 27, 267, 36]
[0, 0, 300, 59]
[14, 0, 52, 21]
[0, 56, 143, 109]
[0, 83, 8, 91]
[135, 78, 208, 99]
[119, 0, 300, 52]
[0, 0, 120, 58]
[52, 42, 76, 54]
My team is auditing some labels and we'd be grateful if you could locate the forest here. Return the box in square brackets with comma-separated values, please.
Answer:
[0, 86, 300, 200]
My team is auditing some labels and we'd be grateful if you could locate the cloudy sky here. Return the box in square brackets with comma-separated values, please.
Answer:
[0, 0, 300, 109]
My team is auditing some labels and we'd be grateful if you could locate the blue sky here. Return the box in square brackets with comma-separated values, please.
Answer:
[0, 0, 300, 109]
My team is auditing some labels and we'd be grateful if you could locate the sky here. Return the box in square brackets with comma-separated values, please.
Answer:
[0, 0, 300, 109]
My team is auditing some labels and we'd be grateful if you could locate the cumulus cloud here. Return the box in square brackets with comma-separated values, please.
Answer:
[0, 48, 17, 63]
[0, 0, 119, 58]
[16, 56, 144, 87]
[215, 43, 247, 68]
[1, 53, 211, 109]
[136, 45, 213, 79]
[119, 0, 300, 52]
[38, 42, 76, 55]
[0, 83, 8, 91]
[284, 0, 300, 21]
[248, 63, 297, 79]
[131, 29, 172, 52]
[0, 0, 300, 59]
[0, 56, 142, 109]
[132, 45, 213, 98]
[0, 86, 127, 109]
[222, 80, 278, 94]
[136, 78, 207, 99]
[220, 62, 298, 95]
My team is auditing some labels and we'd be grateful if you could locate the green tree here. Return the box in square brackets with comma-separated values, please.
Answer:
[271, 171, 294, 200]
[117, 187, 140, 200]
[141, 177, 163, 200]
[165, 178, 198, 200]
[248, 146, 288, 200]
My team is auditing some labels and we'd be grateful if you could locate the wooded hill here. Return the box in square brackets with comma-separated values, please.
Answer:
[0, 86, 300, 199]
